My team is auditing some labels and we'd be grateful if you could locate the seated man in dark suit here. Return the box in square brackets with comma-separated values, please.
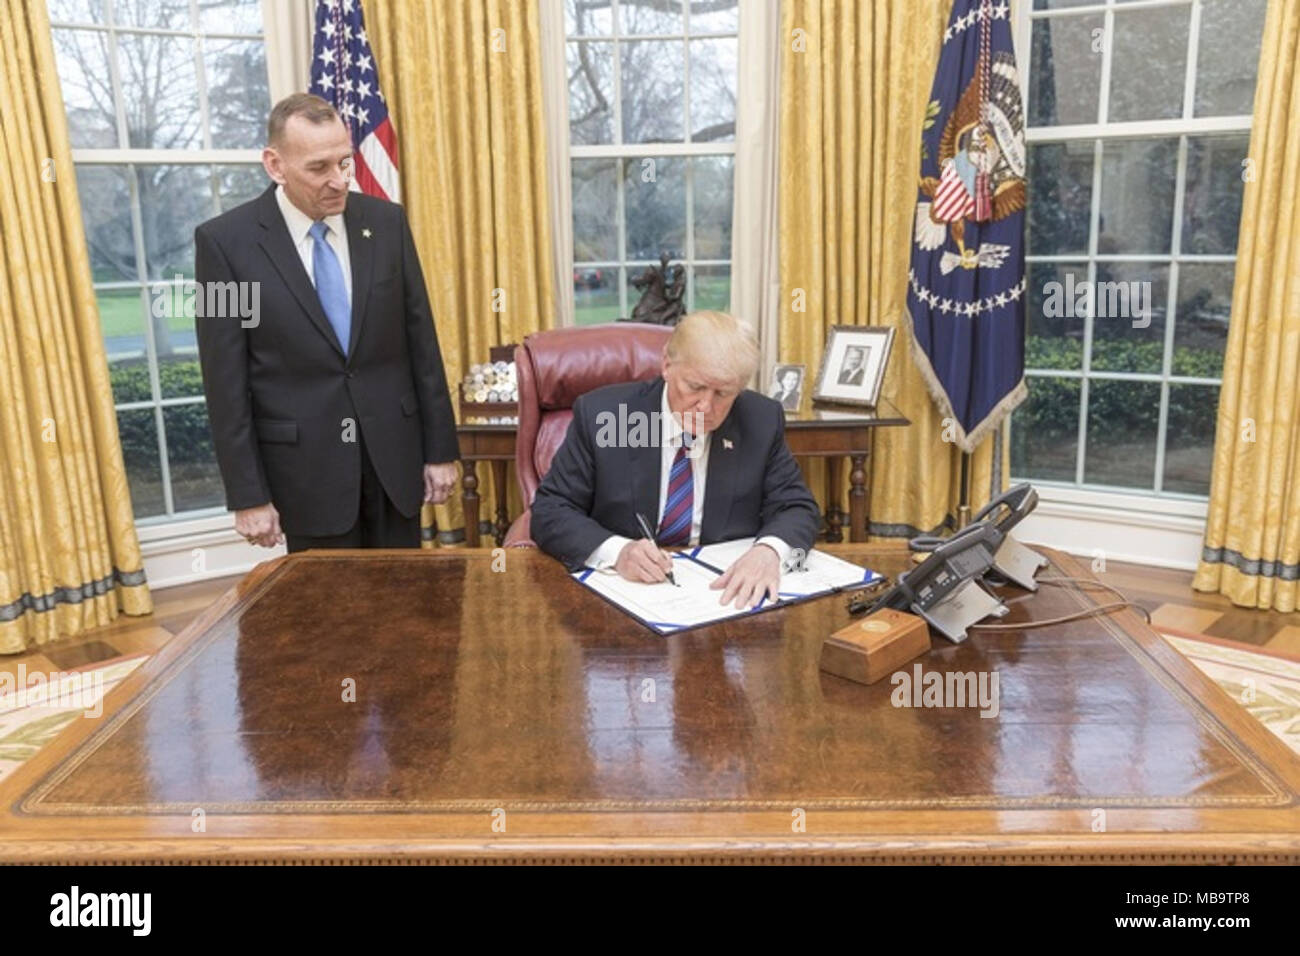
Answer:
[531, 310, 821, 610]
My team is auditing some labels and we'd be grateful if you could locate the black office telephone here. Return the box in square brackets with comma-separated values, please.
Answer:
[849, 483, 1047, 643]
[965, 482, 1048, 589]
[973, 481, 1037, 539]
[851, 521, 1008, 643]
[907, 483, 1046, 589]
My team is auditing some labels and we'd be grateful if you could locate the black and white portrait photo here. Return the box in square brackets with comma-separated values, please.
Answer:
[767, 364, 805, 410]
[813, 326, 895, 408]
[836, 347, 871, 387]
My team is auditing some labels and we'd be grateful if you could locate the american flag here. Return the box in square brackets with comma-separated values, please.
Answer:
[309, 0, 400, 202]
[932, 157, 976, 222]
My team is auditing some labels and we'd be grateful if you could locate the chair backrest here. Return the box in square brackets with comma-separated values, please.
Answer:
[514, 322, 672, 506]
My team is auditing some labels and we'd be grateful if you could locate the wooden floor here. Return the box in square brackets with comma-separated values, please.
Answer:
[0, 573, 235, 680]
[3, 550, 1298, 674]
[1093, 560, 1300, 654]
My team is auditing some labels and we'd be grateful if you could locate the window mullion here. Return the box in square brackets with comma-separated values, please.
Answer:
[685, 159, 694, 310]
[1074, 0, 1115, 487]
[1097, 2, 1115, 127]
[104, 2, 130, 149]
[682, 15, 691, 144]
[1156, 134, 1192, 493]
[616, 159, 627, 317]
[612, 1, 625, 317]
[611, 0, 623, 146]
[192, 0, 214, 154]
[1077, 137, 1104, 487]
[1183, 0, 1202, 122]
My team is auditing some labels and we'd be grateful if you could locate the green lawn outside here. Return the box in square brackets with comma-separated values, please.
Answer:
[97, 289, 193, 339]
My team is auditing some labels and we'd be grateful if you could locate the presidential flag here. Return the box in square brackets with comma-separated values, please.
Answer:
[309, 0, 400, 202]
[906, 0, 1027, 453]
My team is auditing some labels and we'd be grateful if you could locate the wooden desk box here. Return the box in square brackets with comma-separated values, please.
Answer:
[820, 608, 931, 685]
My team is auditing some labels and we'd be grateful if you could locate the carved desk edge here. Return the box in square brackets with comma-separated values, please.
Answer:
[1, 547, 1298, 864]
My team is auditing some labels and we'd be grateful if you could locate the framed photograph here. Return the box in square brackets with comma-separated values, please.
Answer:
[766, 363, 805, 411]
[812, 325, 895, 408]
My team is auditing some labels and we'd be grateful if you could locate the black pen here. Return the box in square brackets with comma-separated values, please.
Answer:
[635, 512, 679, 587]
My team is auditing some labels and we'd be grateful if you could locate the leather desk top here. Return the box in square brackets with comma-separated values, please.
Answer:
[2, 545, 1297, 864]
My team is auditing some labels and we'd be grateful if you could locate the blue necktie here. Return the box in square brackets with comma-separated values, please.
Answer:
[309, 221, 350, 355]
[657, 439, 694, 547]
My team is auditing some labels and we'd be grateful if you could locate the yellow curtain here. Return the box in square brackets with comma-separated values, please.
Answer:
[367, 0, 553, 547]
[779, 0, 1008, 539]
[1193, 0, 1300, 612]
[0, 0, 151, 653]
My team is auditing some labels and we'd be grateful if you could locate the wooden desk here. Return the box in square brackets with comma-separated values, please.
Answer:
[456, 399, 910, 547]
[783, 399, 910, 543]
[455, 422, 516, 547]
[2, 544, 1297, 864]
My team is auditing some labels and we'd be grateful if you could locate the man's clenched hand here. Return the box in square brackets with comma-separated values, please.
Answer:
[235, 503, 284, 548]
[424, 462, 459, 504]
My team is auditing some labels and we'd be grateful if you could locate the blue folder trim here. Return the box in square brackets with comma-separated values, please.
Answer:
[682, 552, 725, 575]
[576, 568, 595, 582]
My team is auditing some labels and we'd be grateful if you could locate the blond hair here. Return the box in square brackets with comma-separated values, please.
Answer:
[664, 310, 759, 386]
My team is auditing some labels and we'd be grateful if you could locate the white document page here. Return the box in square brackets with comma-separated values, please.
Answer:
[577, 554, 742, 631]
[691, 537, 882, 596]
[574, 539, 883, 634]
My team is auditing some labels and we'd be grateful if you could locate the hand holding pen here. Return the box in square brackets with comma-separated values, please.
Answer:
[634, 512, 679, 587]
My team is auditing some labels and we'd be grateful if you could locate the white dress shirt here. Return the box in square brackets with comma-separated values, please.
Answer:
[275, 184, 352, 303]
[584, 387, 793, 571]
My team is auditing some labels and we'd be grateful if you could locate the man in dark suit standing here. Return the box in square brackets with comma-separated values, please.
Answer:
[195, 94, 459, 552]
[531, 311, 821, 610]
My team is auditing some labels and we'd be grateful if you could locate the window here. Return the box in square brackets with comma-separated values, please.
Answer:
[1011, 0, 1267, 498]
[48, 0, 270, 521]
[566, 0, 738, 325]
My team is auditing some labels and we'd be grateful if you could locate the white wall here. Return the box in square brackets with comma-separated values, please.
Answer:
[138, 513, 283, 590]
[1014, 486, 1206, 571]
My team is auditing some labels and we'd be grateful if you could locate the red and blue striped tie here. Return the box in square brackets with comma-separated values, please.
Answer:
[657, 440, 694, 547]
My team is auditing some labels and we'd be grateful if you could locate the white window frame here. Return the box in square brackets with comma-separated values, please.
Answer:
[52, 0, 274, 531]
[564, 0, 738, 323]
[1010, 0, 1256, 516]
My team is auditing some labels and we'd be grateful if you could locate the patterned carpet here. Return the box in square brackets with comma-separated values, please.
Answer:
[1159, 628, 1300, 756]
[0, 655, 147, 783]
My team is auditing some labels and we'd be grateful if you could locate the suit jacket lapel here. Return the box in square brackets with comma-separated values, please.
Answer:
[701, 412, 740, 543]
[343, 196, 374, 357]
[631, 378, 664, 530]
[255, 186, 346, 359]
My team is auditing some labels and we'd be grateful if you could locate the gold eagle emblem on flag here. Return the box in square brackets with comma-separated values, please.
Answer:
[915, 50, 1027, 274]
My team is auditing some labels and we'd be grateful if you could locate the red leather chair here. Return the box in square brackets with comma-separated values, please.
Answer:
[503, 323, 672, 547]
